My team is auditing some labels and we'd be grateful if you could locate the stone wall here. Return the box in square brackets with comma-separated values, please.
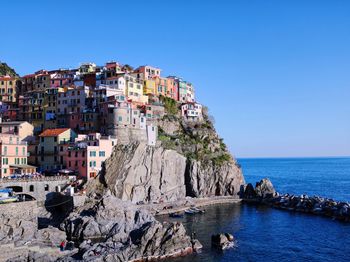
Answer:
[0, 200, 38, 222]
[113, 127, 148, 145]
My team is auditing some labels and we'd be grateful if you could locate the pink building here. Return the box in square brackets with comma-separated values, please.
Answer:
[134, 65, 161, 80]
[65, 133, 117, 180]
[0, 134, 35, 178]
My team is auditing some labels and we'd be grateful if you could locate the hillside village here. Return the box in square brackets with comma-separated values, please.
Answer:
[0, 62, 204, 180]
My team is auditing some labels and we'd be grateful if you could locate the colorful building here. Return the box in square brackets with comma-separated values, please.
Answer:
[65, 133, 117, 179]
[0, 121, 34, 141]
[133, 65, 161, 80]
[0, 76, 17, 103]
[18, 90, 46, 133]
[49, 69, 74, 88]
[38, 128, 77, 172]
[165, 77, 179, 101]
[181, 102, 203, 121]
[79, 63, 96, 74]
[124, 74, 148, 105]
[0, 134, 35, 178]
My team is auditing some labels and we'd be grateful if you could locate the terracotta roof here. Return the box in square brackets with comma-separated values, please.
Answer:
[39, 128, 70, 137]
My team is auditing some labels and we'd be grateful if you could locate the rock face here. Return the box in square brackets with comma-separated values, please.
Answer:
[0, 216, 36, 246]
[255, 178, 276, 198]
[63, 194, 198, 261]
[242, 183, 257, 199]
[96, 142, 187, 204]
[185, 159, 244, 197]
[211, 233, 235, 250]
[87, 111, 245, 203]
[63, 193, 155, 241]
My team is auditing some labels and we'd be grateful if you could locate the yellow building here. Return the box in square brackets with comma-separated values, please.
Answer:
[143, 79, 156, 96]
[125, 75, 148, 104]
[0, 76, 17, 103]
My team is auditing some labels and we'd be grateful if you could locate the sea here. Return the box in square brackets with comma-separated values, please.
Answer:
[166, 157, 350, 262]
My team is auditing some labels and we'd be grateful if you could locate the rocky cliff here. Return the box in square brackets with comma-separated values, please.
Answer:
[61, 194, 199, 261]
[88, 105, 245, 203]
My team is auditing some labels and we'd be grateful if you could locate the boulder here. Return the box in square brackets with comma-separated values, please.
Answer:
[211, 233, 235, 250]
[62, 194, 199, 261]
[243, 183, 257, 199]
[255, 178, 276, 199]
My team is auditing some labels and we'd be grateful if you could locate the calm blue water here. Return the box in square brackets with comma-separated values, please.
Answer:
[168, 157, 350, 262]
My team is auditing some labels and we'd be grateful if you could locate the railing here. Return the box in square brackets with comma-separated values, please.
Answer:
[0, 175, 70, 183]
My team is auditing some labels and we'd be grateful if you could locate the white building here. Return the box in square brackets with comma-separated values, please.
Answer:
[181, 102, 203, 120]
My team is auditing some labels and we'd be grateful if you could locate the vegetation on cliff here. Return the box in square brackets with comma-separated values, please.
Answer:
[158, 104, 234, 167]
[0, 62, 19, 77]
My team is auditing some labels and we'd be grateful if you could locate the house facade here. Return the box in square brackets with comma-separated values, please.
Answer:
[0, 134, 34, 178]
[65, 133, 117, 179]
[38, 128, 77, 172]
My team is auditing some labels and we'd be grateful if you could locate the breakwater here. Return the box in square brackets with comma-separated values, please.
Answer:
[243, 178, 350, 222]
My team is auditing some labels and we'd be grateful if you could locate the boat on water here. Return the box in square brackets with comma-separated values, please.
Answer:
[185, 209, 195, 215]
[190, 207, 205, 213]
[0, 188, 18, 204]
[185, 207, 205, 215]
[169, 212, 184, 218]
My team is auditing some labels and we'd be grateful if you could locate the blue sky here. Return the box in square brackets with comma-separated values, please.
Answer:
[1, 0, 349, 157]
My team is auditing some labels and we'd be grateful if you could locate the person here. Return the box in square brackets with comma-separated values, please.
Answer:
[59, 240, 66, 251]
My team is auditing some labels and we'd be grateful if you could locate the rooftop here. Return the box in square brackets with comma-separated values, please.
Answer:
[39, 128, 70, 137]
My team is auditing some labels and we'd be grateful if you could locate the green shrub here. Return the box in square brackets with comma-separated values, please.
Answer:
[159, 95, 179, 115]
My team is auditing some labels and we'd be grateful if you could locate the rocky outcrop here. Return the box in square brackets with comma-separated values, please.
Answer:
[63, 193, 155, 240]
[87, 111, 245, 203]
[93, 142, 187, 204]
[185, 159, 244, 198]
[254, 178, 276, 198]
[211, 233, 235, 250]
[62, 194, 200, 261]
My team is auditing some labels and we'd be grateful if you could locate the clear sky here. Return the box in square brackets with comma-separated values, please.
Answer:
[1, 0, 349, 158]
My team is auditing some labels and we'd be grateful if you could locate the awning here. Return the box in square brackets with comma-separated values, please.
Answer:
[9, 164, 37, 169]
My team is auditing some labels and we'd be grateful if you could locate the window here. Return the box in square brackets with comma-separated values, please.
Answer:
[90, 151, 96, 157]
[41, 137, 44, 142]
[3, 168, 7, 174]
[4, 146, 7, 155]
[44, 184, 49, 191]
[99, 151, 105, 157]
[15, 147, 18, 156]
[118, 116, 122, 122]
[29, 185, 34, 192]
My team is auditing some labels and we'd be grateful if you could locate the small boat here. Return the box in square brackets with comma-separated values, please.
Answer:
[0, 189, 18, 204]
[190, 207, 205, 213]
[0, 197, 18, 204]
[185, 209, 195, 215]
[169, 212, 184, 218]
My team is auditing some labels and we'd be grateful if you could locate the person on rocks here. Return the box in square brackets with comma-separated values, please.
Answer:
[60, 240, 66, 251]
